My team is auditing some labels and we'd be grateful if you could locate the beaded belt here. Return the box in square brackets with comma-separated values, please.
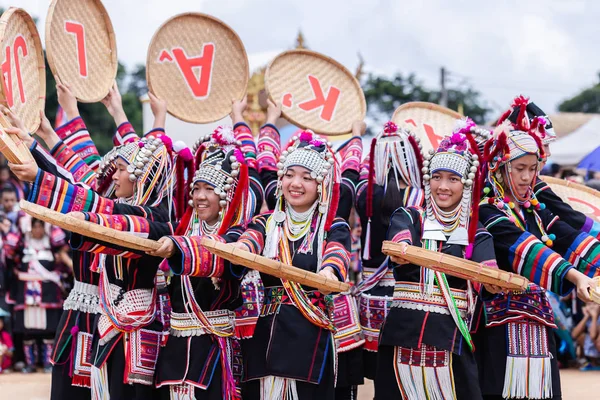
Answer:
[261, 286, 327, 317]
[392, 281, 468, 318]
[361, 268, 396, 288]
[63, 279, 100, 314]
[170, 310, 235, 337]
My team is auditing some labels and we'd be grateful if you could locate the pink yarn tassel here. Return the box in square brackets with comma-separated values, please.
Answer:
[363, 218, 372, 260]
[465, 243, 474, 260]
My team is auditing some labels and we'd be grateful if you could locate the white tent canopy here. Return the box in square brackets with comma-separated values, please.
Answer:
[549, 116, 600, 166]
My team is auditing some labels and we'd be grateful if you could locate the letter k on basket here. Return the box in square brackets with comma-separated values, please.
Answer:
[298, 75, 341, 122]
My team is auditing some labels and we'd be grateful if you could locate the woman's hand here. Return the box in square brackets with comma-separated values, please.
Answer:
[8, 160, 38, 182]
[148, 92, 167, 129]
[389, 242, 410, 265]
[566, 269, 593, 303]
[317, 266, 340, 295]
[0, 105, 26, 132]
[352, 120, 367, 137]
[483, 284, 504, 294]
[146, 236, 176, 258]
[67, 212, 86, 221]
[266, 99, 281, 126]
[230, 96, 247, 125]
[56, 82, 79, 120]
[101, 82, 127, 126]
[35, 110, 60, 148]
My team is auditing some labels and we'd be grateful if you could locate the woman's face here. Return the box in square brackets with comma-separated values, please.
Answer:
[113, 159, 135, 198]
[282, 166, 319, 213]
[505, 154, 538, 198]
[430, 170, 464, 212]
[191, 181, 221, 225]
[31, 221, 45, 240]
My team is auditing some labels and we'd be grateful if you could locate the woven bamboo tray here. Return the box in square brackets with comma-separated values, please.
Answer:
[201, 237, 351, 293]
[146, 13, 248, 124]
[45, 0, 118, 103]
[0, 8, 45, 133]
[382, 241, 529, 290]
[20, 200, 160, 252]
[265, 49, 366, 136]
[591, 277, 600, 304]
[392, 102, 462, 154]
[540, 176, 600, 220]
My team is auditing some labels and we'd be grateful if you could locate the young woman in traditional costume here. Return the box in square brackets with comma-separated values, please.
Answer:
[374, 119, 496, 400]
[476, 121, 598, 400]
[136, 99, 264, 400]
[500, 96, 600, 241]
[9, 92, 180, 400]
[350, 120, 425, 381]
[232, 128, 351, 400]
[1, 83, 133, 397]
[4, 217, 68, 373]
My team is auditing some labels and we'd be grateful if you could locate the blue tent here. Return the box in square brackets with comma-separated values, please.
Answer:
[578, 145, 600, 172]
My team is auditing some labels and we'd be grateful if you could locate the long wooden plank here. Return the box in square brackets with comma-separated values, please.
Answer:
[20, 200, 161, 251]
[201, 237, 351, 293]
[382, 241, 529, 290]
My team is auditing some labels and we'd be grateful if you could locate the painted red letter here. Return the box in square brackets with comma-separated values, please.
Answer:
[298, 75, 341, 122]
[65, 21, 87, 78]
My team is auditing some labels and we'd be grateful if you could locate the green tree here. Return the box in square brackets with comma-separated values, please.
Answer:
[361, 73, 490, 131]
[558, 73, 600, 113]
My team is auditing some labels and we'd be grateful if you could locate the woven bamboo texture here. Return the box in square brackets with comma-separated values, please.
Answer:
[146, 13, 248, 124]
[45, 0, 118, 103]
[0, 8, 45, 133]
[20, 200, 161, 252]
[201, 237, 351, 293]
[392, 102, 462, 154]
[265, 49, 366, 136]
[591, 277, 600, 304]
[382, 241, 529, 290]
[0, 113, 33, 164]
[540, 176, 600, 220]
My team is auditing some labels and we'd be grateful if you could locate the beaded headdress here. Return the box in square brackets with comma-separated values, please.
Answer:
[484, 121, 546, 214]
[363, 121, 424, 260]
[422, 118, 484, 258]
[263, 130, 340, 266]
[96, 133, 177, 211]
[174, 125, 250, 236]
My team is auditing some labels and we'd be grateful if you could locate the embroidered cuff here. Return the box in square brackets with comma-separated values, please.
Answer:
[168, 235, 225, 277]
[55, 116, 86, 141]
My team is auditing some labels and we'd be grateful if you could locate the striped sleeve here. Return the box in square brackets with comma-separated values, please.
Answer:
[257, 124, 280, 173]
[321, 218, 352, 282]
[55, 116, 101, 171]
[49, 140, 98, 189]
[27, 170, 113, 214]
[113, 121, 138, 146]
[508, 233, 572, 294]
[234, 122, 257, 170]
[563, 232, 600, 278]
[167, 234, 225, 277]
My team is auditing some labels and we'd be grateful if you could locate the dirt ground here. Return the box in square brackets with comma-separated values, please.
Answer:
[0, 369, 598, 399]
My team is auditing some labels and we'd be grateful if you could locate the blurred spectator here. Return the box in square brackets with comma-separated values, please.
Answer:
[572, 303, 600, 370]
[0, 316, 13, 372]
[586, 179, 600, 191]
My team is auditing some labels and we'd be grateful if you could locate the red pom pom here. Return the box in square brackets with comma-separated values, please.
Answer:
[159, 135, 173, 152]
[383, 121, 397, 134]
[299, 131, 313, 142]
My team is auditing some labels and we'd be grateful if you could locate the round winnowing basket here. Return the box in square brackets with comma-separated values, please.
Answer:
[541, 176, 600, 221]
[0, 7, 45, 133]
[392, 102, 462, 154]
[45, 0, 118, 103]
[265, 49, 366, 136]
[146, 13, 248, 124]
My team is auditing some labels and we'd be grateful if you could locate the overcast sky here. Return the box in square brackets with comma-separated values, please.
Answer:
[5, 0, 600, 116]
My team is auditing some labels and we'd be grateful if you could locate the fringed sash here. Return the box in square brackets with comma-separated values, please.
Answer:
[503, 320, 552, 399]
